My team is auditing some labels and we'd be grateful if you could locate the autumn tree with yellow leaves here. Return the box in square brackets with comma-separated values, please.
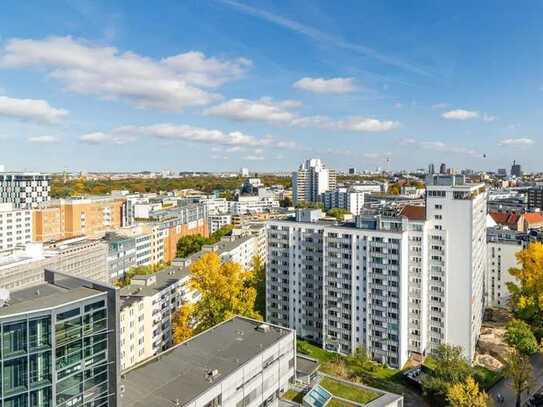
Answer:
[171, 252, 262, 340]
[447, 376, 490, 407]
[172, 303, 194, 344]
[508, 242, 543, 334]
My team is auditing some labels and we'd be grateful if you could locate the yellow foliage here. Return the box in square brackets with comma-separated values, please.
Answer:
[447, 376, 490, 407]
[508, 242, 543, 319]
[172, 303, 194, 344]
[189, 252, 262, 332]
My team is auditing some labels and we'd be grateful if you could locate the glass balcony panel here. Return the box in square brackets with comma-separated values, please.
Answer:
[2, 322, 27, 358]
[3, 357, 28, 397]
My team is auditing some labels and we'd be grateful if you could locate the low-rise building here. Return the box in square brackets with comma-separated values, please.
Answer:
[208, 213, 232, 234]
[104, 232, 137, 281]
[120, 316, 295, 407]
[321, 188, 365, 215]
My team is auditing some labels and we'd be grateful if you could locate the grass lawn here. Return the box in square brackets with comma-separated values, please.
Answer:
[282, 389, 305, 404]
[328, 399, 357, 407]
[473, 366, 503, 389]
[320, 377, 380, 405]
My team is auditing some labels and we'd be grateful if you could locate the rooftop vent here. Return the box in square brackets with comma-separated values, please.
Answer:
[256, 323, 271, 333]
[206, 369, 220, 382]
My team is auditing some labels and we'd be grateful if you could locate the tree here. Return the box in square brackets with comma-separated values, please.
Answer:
[279, 196, 292, 208]
[172, 303, 194, 344]
[249, 255, 266, 316]
[447, 376, 490, 407]
[504, 350, 534, 407]
[189, 252, 261, 333]
[326, 208, 350, 220]
[387, 183, 401, 195]
[508, 242, 543, 331]
[422, 344, 471, 404]
[505, 319, 540, 355]
[176, 234, 209, 258]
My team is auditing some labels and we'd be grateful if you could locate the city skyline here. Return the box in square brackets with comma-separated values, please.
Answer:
[1, 1, 542, 172]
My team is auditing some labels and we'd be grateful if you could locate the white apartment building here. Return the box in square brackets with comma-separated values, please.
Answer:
[233, 221, 268, 263]
[120, 317, 295, 407]
[0, 172, 51, 209]
[486, 227, 525, 307]
[267, 175, 487, 367]
[292, 159, 336, 205]
[119, 266, 198, 371]
[267, 210, 410, 368]
[208, 213, 232, 234]
[229, 196, 279, 215]
[201, 235, 259, 270]
[0, 202, 33, 251]
[201, 197, 230, 215]
[322, 188, 365, 215]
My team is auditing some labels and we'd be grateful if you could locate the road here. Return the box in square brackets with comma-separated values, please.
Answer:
[489, 353, 543, 406]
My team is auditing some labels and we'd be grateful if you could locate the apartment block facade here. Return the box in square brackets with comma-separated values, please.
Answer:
[0, 270, 120, 407]
[292, 159, 336, 205]
[322, 188, 365, 215]
[0, 173, 51, 209]
[267, 176, 487, 367]
[0, 203, 33, 251]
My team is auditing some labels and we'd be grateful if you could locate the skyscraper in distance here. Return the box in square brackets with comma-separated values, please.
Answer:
[292, 159, 336, 205]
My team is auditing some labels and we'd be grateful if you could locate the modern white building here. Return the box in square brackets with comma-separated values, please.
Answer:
[0, 202, 33, 251]
[0, 172, 51, 209]
[292, 159, 336, 205]
[120, 317, 295, 407]
[229, 196, 280, 215]
[267, 175, 487, 367]
[208, 213, 232, 234]
[200, 235, 259, 271]
[322, 188, 365, 215]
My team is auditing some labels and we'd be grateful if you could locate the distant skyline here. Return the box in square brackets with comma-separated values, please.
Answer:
[0, 0, 542, 172]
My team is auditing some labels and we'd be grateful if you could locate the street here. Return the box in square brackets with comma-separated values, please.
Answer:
[489, 354, 543, 406]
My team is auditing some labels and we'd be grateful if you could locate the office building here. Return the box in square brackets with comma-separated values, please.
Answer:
[103, 232, 137, 281]
[321, 188, 365, 215]
[240, 167, 250, 177]
[0, 173, 51, 209]
[0, 238, 109, 291]
[0, 270, 120, 407]
[0, 203, 33, 251]
[497, 168, 507, 177]
[32, 196, 128, 241]
[267, 175, 487, 366]
[428, 163, 435, 175]
[120, 317, 295, 407]
[348, 168, 357, 175]
[439, 163, 447, 174]
[292, 159, 336, 205]
[511, 160, 522, 178]
[229, 196, 280, 215]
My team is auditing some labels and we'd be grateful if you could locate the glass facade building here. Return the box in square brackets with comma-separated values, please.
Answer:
[0, 270, 119, 407]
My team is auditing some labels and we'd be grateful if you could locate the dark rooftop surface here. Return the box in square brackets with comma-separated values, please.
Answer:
[120, 317, 292, 407]
[296, 355, 320, 376]
[0, 282, 103, 317]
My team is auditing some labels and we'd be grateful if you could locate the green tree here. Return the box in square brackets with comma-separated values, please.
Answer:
[326, 208, 350, 220]
[279, 196, 292, 208]
[176, 234, 209, 258]
[505, 319, 540, 355]
[249, 255, 266, 316]
[447, 376, 490, 407]
[504, 349, 534, 407]
[189, 252, 261, 332]
[422, 344, 471, 404]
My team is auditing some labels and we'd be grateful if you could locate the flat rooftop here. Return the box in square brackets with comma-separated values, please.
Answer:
[0, 280, 103, 318]
[120, 317, 292, 407]
[119, 265, 190, 298]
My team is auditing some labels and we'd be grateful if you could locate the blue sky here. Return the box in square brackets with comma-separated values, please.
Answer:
[0, 0, 542, 172]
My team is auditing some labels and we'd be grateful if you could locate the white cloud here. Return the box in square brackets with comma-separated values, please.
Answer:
[482, 113, 496, 122]
[0, 37, 251, 111]
[498, 138, 534, 146]
[206, 97, 400, 133]
[205, 98, 299, 123]
[79, 124, 296, 151]
[432, 102, 449, 110]
[293, 77, 357, 94]
[0, 96, 68, 123]
[441, 109, 479, 120]
[27, 135, 60, 144]
[244, 155, 264, 160]
[401, 138, 479, 156]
